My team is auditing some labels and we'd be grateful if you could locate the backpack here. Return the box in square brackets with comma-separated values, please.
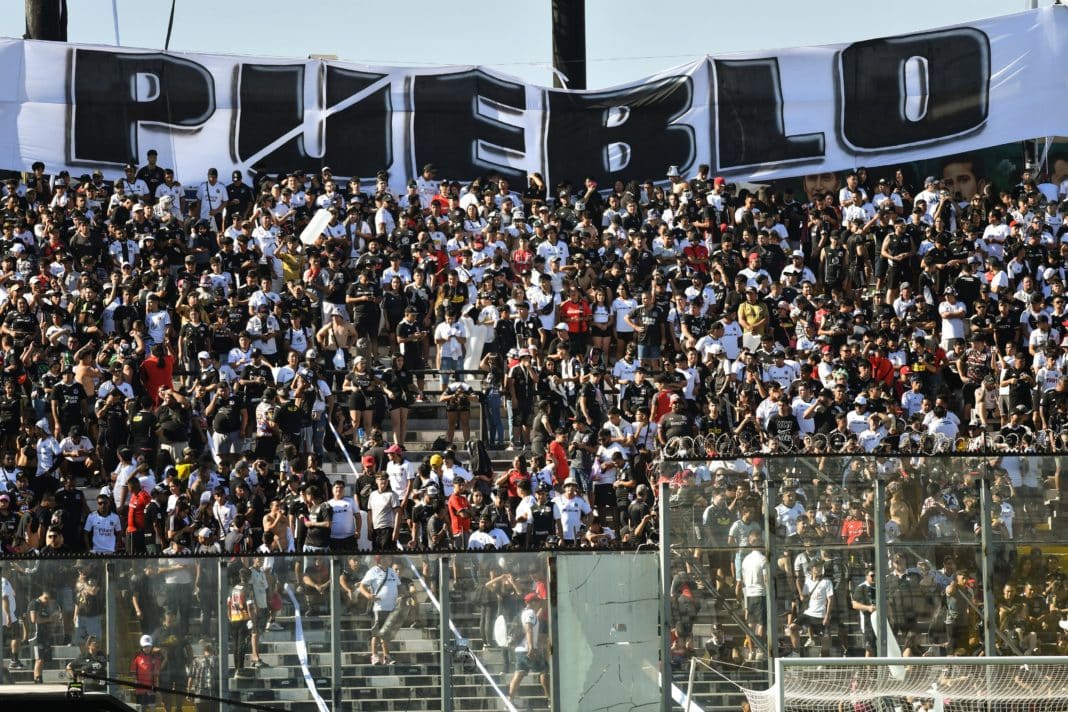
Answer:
[431, 436, 450, 451]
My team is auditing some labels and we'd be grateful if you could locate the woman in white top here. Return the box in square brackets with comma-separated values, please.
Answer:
[611, 284, 638, 359]
[589, 287, 613, 356]
[462, 204, 487, 238]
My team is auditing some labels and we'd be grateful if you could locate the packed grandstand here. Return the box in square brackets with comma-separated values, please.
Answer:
[1, 148, 1068, 710]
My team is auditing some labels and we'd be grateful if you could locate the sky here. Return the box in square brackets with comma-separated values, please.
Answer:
[0, 0, 1052, 88]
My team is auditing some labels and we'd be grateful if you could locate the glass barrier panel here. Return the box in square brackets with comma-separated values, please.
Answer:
[886, 543, 982, 657]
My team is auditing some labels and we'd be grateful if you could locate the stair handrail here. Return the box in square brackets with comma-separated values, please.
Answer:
[396, 548, 519, 712]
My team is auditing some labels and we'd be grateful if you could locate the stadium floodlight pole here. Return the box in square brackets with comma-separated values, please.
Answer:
[551, 0, 586, 90]
[24, 0, 67, 41]
[659, 481, 673, 712]
[873, 479, 888, 657]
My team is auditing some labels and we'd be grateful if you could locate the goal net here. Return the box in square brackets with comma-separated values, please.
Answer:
[743, 657, 1068, 712]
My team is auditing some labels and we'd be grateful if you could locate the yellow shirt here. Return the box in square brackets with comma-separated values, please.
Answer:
[737, 302, 768, 335]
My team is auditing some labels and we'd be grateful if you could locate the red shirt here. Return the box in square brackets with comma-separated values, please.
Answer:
[504, 469, 526, 499]
[126, 489, 151, 533]
[651, 390, 674, 423]
[682, 244, 709, 273]
[511, 248, 533, 276]
[130, 651, 162, 691]
[547, 441, 569, 484]
[140, 354, 175, 406]
[840, 516, 869, 545]
[559, 298, 591, 334]
[447, 492, 472, 536]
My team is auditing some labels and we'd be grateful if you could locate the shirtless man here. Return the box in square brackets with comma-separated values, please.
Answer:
[262, 498, 294, 552]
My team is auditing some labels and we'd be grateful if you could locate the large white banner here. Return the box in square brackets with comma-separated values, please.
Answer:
[0, 7, 1065, 191]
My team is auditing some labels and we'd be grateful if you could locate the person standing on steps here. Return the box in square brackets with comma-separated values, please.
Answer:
[508, 593, 550, 705]
[358, 556, 402, 666]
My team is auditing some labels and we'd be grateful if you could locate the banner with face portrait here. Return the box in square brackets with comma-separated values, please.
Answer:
[0, 7, 1064, 191]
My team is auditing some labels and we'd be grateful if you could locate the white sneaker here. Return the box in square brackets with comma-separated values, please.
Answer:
[264, 622, 284, 631]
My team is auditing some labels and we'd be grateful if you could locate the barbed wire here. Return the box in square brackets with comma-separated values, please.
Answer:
[659, 428, 1068, 459]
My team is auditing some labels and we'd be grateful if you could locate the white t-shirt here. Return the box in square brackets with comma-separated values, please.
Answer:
[386, 460, 414, 500]
[434, 321, 466, 361]
[938, 300, 966, 344]
[328, 496, 358, 539]
[468, 528, 511, 550]
[741, 550, 768, 599]
[612, 297, 637, 333]
[514, 607, 540, 653]
[196, 180, 227, 221]
[802, 577, 834, 618]
[367, 489, 399, 530]
[555, 494, 591, 541]
[83, 511, 122, 553]
[441, 464, 472, 498]
[1, 577, 14, 625]
[359, 565, 400, 612]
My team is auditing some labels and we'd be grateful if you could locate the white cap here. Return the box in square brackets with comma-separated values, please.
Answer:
[140, 634, 153, 647]
[554, 323, 569, 331]
[197, 351, 210, 360]
[131, 203, 145, 212]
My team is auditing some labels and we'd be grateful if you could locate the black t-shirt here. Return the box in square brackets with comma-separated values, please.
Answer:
[98, 402, 130, 443]
[274, 401, 303, 436]
[128, 409, 159, 449]
[630, 305, 664, 346]
[620, 380, 655, 419]
[659, 412, 692, 440]
[347, 282, 382, 316]
[52, 381, 87, 419]
[156, 404, 189, 442]
[180, 322, 211, 354]
[304, 501, 333, 548]
[212, 393, 246, 432]
[242, 363, 274, 402]
[766, 413, 801, 446]
[0, 396, 20, 426]
[5, 311, 35, 338]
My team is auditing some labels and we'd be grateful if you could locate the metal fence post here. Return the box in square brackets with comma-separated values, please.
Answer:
[330, 557, 341, 710]
[218, 560, 229, 711]
[874, 479, 888, 657]
[980, 474, 998, 657]
[547, 555, 561, 712]
[439, 557, 453, 712]
[762, 477, 777, 684]
[659, 481, 672, 712]
[104, 561, 118, 699]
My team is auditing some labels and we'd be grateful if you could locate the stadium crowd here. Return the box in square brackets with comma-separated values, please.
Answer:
[0, 153, 1067, 687]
